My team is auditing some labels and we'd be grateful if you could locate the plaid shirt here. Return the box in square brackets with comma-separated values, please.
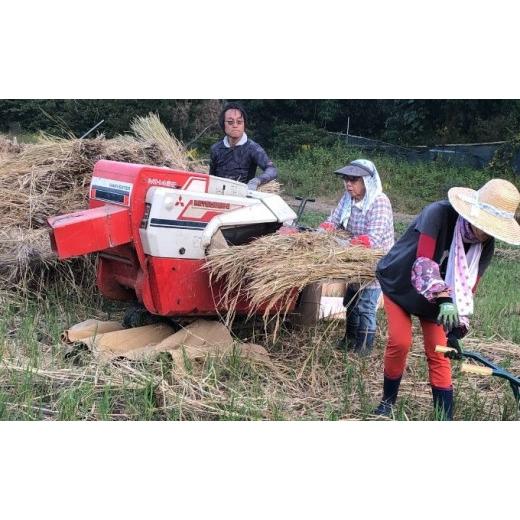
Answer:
[327, 192, 394, 288]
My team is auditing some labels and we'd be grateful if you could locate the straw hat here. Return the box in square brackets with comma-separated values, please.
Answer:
[448, 179, 520, 245]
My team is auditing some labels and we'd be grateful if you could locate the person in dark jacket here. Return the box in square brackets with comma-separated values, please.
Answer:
[374, 178, 520, 420]
[209, 102, 278, 190]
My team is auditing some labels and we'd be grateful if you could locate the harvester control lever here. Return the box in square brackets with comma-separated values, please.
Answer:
[294, 196, 316, 230]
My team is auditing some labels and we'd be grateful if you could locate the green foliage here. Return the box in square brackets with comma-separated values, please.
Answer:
[373, 153, 499, 213]
[0, 100, 222, 141]
[3, 99, 520, 148]
[276, 143, 358, 198]
[382, 99, 520, 145]
[384, 100, 427, 144]
[489, 133, 520, 177]
[276, 143, 517, 214]
[269, 123, 339, 158]
[244, 99, 520, 146]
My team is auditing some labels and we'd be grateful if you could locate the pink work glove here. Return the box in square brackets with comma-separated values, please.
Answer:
[350, 234, 371, 248]
[318, 221, 335, 232]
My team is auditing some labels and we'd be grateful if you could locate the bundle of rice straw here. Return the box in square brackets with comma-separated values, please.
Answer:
[0, 115, 207, 229]
[130, 113, 205, 172]
[0, 114, 208, 291]
[0, 134, 22, 155]
[257, 180, 282, 194]
[205, 231, 383, 334]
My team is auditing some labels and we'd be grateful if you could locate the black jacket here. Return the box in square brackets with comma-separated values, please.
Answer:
[209, 138, 277, 185]
[376, 201, 494, 321]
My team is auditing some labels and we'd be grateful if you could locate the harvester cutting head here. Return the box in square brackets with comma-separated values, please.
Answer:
[48, 160, 297, 317]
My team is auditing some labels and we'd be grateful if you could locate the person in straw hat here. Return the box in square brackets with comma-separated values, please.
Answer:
[318, 159, 394, 356]
[374, 178, 520, 420]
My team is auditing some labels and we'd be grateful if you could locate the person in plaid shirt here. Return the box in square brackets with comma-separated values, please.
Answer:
[319, 159, 394, 356]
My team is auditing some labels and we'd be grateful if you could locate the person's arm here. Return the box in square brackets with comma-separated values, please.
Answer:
[417, 233, 436, 258]
[318, 193, 348, 231]
[411, 239, 459, 329]
[410, 203, 451, 301]
[247, 143, 278, 189]
[209, 145, 217, 176]
[409, 206, 463, 329]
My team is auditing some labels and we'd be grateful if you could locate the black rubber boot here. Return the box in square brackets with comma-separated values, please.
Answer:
[353, 331, 376, 357]
[373, 375, 402, 417]
[336, 311, 357, 351]
[431, 387, 454, 421]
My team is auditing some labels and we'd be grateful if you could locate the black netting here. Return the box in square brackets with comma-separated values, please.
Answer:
[334, 133, 520, 173]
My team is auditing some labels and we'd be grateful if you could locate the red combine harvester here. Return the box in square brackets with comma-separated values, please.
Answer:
[48, 160, 298, 323]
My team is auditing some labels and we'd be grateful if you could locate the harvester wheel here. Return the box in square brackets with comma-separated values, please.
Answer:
[122, 303, 182, 331]
[123, 304, 164, 328]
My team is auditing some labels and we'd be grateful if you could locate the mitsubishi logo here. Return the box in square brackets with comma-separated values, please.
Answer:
[175, 195, 185, 207]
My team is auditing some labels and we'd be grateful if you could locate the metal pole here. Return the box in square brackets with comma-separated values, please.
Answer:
[346, 117, 350, 145]
[80, 119, 105, 139]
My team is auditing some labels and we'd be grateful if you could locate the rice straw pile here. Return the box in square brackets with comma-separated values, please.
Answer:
[0, 115, 207, 291]
[257, 180, 282, 194]
[205, 231, 383, 332]
[0, 228, 53, 285]
[0, 134, 22, 155]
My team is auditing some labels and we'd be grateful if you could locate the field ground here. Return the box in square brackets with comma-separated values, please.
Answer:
[1, 212, 518, 421]
[0, 146, 518, 421]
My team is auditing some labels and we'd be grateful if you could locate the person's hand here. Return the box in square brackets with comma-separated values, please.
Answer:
[247, 178, 260, 191]
[445, 330, 464, 360]
[436, 301, 460, 331]
[317, 221, 335, 233]
[350, 234, 371, 248]
[333, 237, 349, 247]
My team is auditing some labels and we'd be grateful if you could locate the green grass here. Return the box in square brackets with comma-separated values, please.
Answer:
[1, 268, 516, 423]
[297, 210, 328, 229]
[1, 148, 519, 421]
[1, 247, 517, 422]
[275, 143, 519, 214]
[473, 256, 520, 343]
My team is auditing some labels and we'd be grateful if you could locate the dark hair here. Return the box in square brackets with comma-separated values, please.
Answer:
[219, 102, 248, 131]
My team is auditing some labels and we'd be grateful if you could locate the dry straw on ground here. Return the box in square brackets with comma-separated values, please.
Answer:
[205, 231, 383, 333]
[1, 315, 518, 420]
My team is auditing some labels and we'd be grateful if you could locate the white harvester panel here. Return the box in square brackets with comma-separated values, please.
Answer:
[140, 187, 258, 259]
[140, 178, 298, 259]
[207, 176, 248, 197]
[249, 192, 298, 223]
